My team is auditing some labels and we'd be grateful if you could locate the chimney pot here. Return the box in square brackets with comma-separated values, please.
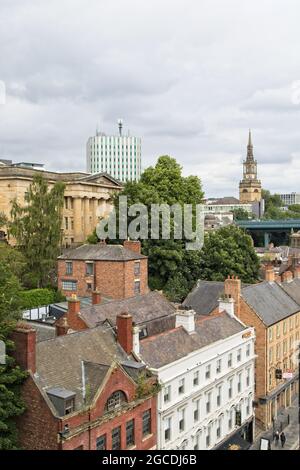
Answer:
[92, 290, 101, 305]
[123, 240, 141, 254]
[116, 312, 133, 354]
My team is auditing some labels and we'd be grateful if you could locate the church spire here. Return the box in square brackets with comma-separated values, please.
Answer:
[247, 129, 254, 161]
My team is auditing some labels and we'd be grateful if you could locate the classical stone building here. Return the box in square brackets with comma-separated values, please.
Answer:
[0, 163, 122, 247]
[239, 131, 262, 203]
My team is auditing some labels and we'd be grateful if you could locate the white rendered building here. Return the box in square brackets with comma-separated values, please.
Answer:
[86, 120, 141, 182]
[137, 298, 256, 450]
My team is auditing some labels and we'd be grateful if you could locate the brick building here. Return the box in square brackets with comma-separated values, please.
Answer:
[183, 275, 300, 430]
[57, 240, 148, 299]
[12, 318, 157, 450]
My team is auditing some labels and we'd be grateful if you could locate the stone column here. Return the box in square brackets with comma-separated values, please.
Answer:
[73, 197, 83, 244]
[93, 198, 99, 227]
[83, 198, 90, 239]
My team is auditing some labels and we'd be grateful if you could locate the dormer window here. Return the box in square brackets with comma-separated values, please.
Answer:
[46, 387, 76, 416]
[106, 390, 126, 412]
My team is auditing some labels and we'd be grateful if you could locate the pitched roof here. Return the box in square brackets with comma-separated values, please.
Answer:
[80, 291, 176, 336]
[278, 278, 300, 306]
[182, 281, 224, 315]
[140, 312, 245, 369]
[35, 325, 128, 410]
[58, 243, 147, 261]
[208, 197, 241, 205]
[242, 281, 300, 326]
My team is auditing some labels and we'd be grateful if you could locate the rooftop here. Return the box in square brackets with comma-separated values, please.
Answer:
[58, 243, 147, 261]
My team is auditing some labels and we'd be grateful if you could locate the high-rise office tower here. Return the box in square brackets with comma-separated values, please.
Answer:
[86, 120, 142, 182]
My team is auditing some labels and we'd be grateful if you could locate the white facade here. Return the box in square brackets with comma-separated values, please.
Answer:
[279, 193, 300, 206]
[204, 202, 253, 214]
[86, 129, 141, 182]
[140, 312, 256, 450]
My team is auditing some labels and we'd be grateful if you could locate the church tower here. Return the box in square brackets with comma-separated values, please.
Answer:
[239, 130, 262, 203]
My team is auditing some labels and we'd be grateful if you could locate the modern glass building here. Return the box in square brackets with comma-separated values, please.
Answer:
[86, 121, 142, 182]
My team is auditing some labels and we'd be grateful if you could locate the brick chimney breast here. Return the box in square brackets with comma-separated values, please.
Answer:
[282, 271, 293, 283]
[265, 265, 275, 283]
[116, 312, 133, 354]
[224, 276, 241, 317]
[123, 240, 141, 254]
[92, 290, 101, 305]
[11, 324, 36, 373]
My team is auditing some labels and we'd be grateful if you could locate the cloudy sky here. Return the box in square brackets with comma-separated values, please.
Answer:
[1, 0, 300, 197]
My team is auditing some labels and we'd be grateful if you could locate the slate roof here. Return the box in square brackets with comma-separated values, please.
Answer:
[242, 281, 300, 326]
[35, 325, 128, 410]
[208, 197, 241, 205]
[80, 291, 176, 336]
[182, 281, 224, 315]
[58, 243, 146, 261]
[278, 278, 300, 306]
[25, 321, 56, 342]
[140, 312, 245, 369]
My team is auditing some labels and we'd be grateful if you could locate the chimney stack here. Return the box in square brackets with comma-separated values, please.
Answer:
[294, 266, 300, 280]
[116, 312, 133, 354]
[282, 271, 293, 283]
[224, 276, 241, 317]
[123, 240, 141, 254]
[175, 309, 196, 334]
[265, 265, 275, 283]
[56, 317, 69, 337]
[67, 295, 80, 317]
[11, 323, 36, 373]
[92, 290, 101, 305]
[219, 295, 235, 318]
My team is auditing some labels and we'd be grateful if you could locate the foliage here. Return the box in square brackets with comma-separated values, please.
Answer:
[0, 212, 7, 229]
[135, 372, 161, 400]
[86, 228, 99, 244]
[0, 245, 26, 280]
[0, 263, 27, 449]
[19, 288, 56, 310]
[198, 225, 260, 283]
[113, 156, 204, 301]
[288, 204, 300, 213]
[262, 189, 300, 220]
[10, 175, 65, 288]
[231, 208, 254, 221]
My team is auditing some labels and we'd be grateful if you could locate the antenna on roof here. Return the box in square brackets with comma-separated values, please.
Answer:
[118, 118, 123, 137]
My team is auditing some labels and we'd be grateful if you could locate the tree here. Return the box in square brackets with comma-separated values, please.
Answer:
[198, 225, 260, 283]
[86, 228, 99, 244]
[112, 156, 204, 300]
[10, 175, 65, 288]
[0, 263, 27, 449]
[0, 245, 26, 280]
[231, 208, 254, 221]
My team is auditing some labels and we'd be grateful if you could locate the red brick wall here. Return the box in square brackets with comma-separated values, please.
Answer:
[17, 375, 59, 450]
[58, 258, 148, 300]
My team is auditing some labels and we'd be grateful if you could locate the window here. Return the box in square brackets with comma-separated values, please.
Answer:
[62, 280, 77, 291]
[217, 385, 222, 407]
[269, 347, 273, 365]
[246, 397, 251, 416]
[178, 409, 185, 432]
[269, 327, 273, 342]
[194, 400, 200, 422]
[228, 408, 233, 430]
[178, 378, 185, 395]
[164, 417, 171, 442]
[134, 262, 140, 276]
[112, 427, 121, 450]
[206, 392, 211, 414]
[289, 318, 293, 331]
[296, 314, 299, 327]
[65, 217, 68, 230]
[237, 373, 242, 393]
[194, 434, 200, 450]
[246, 368, 251, 387]
[71, 219, 74, 230]
[86, 262, 94, 276]
[205, 364, 211, 379]
[276, 324, 280, 338]
[65, 197, 69, 209]
[216, 416, 222, 439]
[86, 282, 92, 291]
[283, 340, 287, 355]
[164, 385, 171, 403]
[142, 409, 151, 437]
[276, 343, 281, 360]
[206, 424, 212, 448]
[237, 349, 242, 362]
[283, 321, 287, 335]
[66, 261, 73, 275]
[193, 371, 199, 386]
[228, 353, 232, 368]
[216, 359, 222, 374]
[106, 391, 126, 412]
[246, 344, 250, 357]
[96, 435, 106, 450]
[228, 378, 233, 399]
[126, 419, 135, 447]
[134, 280, 141, 294]
[65, 398, 75, 415]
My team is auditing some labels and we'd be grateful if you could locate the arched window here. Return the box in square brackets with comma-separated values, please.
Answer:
[106, 390, 127, 412]
[243, 189, 248, 193]
[254, 189, 259, 193]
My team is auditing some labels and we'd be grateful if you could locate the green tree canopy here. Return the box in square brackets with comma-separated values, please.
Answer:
[0, 263, 27, 449]
[0, 245, 26, 281]
[10, 175, 65, 288]
[198, 225, 260, 283]
[112, 156, 204, 300]
[231, 208, 255, 221]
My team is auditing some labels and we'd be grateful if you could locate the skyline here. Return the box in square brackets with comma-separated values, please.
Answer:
[1, 1, 300, 197]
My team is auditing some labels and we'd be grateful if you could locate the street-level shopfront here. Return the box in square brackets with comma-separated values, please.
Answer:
[214, 417, 254, 451]
[259, 373, 299, 429]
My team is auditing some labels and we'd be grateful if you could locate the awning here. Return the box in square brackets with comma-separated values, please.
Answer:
[216, 433, 251, 451]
